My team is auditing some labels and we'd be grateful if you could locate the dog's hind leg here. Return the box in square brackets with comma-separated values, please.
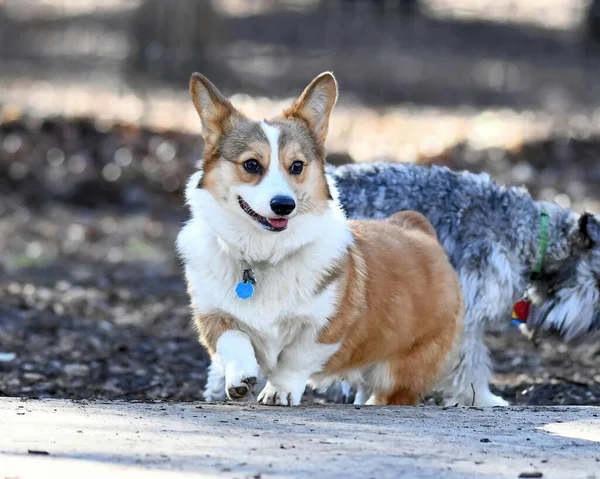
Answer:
[367, 387, 419, 406]
[439, 319, 509, 407]
[439, 247, 515, 407]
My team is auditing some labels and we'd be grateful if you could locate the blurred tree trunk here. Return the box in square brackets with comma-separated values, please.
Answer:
[127, 0, 221, 85]
[588, 0, 600, 42]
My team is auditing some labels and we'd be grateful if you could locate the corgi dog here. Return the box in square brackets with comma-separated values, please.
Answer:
[177, 71, 464, 405]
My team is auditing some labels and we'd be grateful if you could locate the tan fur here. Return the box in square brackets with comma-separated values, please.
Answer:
[313, 253, 348, 296]
[318, 215, 464, 405]
[187, 282, 238, 355]
[387, 210, 438, 239]
[194, 311, 238, 356]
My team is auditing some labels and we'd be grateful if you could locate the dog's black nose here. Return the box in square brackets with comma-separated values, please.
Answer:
[270, 195, 296, 216]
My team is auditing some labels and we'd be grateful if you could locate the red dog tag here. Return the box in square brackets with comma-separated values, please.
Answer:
[511, 298, 531, 324]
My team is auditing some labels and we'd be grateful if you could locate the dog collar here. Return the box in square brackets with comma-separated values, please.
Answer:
[511, 210, 549, 325]
[531, 210, 549, 280]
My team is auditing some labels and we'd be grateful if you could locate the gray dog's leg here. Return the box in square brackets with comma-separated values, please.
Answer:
[439, 318, 509, 407]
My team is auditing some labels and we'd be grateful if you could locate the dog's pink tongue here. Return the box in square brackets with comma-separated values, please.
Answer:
[268, 218, 288, 229]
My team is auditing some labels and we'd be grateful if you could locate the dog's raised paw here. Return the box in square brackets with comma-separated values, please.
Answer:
[226, 376, 257, 400]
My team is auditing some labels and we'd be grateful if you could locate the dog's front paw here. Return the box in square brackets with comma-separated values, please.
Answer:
[227, 375, 257, 400]
[224, 361, 260, 401]
[257, 383, 301, 406]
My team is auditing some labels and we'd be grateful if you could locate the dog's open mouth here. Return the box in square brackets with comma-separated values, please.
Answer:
[238, 197, 288, 232]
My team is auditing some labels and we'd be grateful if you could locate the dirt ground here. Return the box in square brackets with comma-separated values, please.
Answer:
[2, 399, 599, 479]
[1, 116, 600, 405]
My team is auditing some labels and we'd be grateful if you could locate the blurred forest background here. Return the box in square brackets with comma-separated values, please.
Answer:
[1, 0, 600, 404]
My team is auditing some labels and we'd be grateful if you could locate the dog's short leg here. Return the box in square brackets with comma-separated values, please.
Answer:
[258, 332, 339, 406]
[193, 309, 259, 401]
[441, 321, 509, 407]
[215, 330, 260, 401]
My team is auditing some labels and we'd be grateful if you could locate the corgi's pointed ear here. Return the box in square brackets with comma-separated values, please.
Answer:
[190, 73, 240, 145]
[284, 72, 338, 148]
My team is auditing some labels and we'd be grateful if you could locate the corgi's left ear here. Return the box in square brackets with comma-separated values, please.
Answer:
[284, 72, 338, 148]
[190, 73, 241, 145]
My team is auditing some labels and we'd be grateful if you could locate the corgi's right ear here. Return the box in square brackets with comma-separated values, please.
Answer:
[283, 72, 338, 150]
[190, 73, 241, 145]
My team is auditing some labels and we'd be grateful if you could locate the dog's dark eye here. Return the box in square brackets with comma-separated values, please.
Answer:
[290, 161, 304, 175]
[243, 159, 262, 174]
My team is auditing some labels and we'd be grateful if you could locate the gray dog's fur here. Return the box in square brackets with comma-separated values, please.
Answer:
[203, 162, 600, 406]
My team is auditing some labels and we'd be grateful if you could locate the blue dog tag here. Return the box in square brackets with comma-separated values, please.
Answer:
[236, 281, 254, 300]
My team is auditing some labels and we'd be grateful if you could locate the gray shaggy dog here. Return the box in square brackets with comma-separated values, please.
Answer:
[203, 162, 600, 406]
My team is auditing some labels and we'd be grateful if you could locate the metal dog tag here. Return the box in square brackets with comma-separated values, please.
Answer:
[235, 268, 256, 300]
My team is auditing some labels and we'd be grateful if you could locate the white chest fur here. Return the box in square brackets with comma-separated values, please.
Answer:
[177, 207, 352, 374]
